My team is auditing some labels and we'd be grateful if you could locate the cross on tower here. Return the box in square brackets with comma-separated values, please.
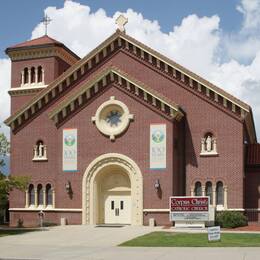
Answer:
[41, 14, 52, 35]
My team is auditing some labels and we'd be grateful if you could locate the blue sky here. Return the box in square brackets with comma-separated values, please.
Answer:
[1, 0, 260, 141]
[0, 0, 242, 58]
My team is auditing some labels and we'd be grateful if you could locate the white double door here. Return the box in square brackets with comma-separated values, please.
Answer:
[104, 193, 131, 224]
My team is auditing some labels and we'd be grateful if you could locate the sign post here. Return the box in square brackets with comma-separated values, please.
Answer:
[169, 196, 209, 228]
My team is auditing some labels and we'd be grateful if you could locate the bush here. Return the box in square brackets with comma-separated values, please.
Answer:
[216, 211, 248, 228]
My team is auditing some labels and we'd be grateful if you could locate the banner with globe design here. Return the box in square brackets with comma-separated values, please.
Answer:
[63, 128, 77, 172]
[150, 124, 166, 169]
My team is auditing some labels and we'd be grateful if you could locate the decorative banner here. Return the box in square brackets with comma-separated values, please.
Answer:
[150, 124, 166, 169]
[169, 196, 209, 221]
[63, 129, 77, 172]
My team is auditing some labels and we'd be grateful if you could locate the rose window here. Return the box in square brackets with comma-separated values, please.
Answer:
[92, 96, 134, 140]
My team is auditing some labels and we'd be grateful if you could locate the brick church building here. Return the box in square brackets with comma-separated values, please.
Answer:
[4, 16, 260, 227]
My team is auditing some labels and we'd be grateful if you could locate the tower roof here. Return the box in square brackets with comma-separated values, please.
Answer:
[5, 35, 80, 61]
[9, 35, 62, 48]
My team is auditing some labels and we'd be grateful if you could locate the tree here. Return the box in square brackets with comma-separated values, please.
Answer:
[0, 130, 30, 223]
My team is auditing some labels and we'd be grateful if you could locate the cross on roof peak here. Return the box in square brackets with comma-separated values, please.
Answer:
[41, 14, 52, 36]
[116, 15, 128, 33]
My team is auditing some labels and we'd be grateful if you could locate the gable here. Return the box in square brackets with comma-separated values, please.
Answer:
[48, 66, 183, 126]
[5, 30, 256, 142]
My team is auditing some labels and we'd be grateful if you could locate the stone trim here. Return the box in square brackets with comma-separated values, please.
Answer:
[143, 209, 169, 212]
[48, 66, 183, 123]
[82, 153, 143, 226]
[9, 208, 82, 212]
[7, 46, 78, 65]
[5, 30, 256, 142]
[9, 85, 47, 96]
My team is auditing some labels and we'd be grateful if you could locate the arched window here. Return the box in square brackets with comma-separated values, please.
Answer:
[46, 184, 52, 206]
[201, 132, 217, 155]
[28, 184, 35, 206]
[31, 67, 35, 83]
[206, 181, 213, 204]
[194, 181, 202, 196]
[216, 181, 224, 205]
[37, 184, 43, 206]
[24, 68, 29, 84]
[37, 66, 43, 83]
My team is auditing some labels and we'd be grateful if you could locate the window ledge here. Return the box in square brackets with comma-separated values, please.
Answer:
[200, 152, 218, 157]
[32, 157, 48, 162]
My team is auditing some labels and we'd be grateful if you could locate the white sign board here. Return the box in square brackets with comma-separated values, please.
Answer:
[208, 226, 221, 241]
[150, 124, 166, 169]
[63, 128, 77, 172]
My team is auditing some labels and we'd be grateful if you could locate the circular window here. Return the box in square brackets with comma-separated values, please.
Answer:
[92, 96, 134, 140]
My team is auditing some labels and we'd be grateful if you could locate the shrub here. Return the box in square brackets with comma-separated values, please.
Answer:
[216, 211, 248, 228]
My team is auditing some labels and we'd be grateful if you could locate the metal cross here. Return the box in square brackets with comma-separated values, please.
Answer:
[41, 14, 52, 35]
[115, 15, 128, 33]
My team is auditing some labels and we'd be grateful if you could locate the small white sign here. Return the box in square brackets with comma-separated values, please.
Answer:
[208, 226, 221, 241]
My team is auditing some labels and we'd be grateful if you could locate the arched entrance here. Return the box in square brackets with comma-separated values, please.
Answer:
[82, 153, 143, 225]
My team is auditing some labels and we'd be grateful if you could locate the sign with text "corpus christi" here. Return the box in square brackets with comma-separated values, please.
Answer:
[169, 196, 209, 221]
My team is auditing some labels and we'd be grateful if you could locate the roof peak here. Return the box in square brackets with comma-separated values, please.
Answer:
[8, 35, 62, 49]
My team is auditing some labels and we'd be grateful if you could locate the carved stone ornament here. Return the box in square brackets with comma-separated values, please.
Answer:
[92, 96, 134, 140]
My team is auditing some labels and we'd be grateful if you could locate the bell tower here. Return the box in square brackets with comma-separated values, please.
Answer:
[5, 35, 80, 114]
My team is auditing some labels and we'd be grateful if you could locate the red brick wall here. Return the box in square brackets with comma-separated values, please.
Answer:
[9, 50, 245, 226]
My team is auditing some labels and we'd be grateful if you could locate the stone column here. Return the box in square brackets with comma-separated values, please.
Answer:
[21, 71, 24, 86]
[52, 189, 55, 208]
[25, 189, 29, 208]
[28, 68, 31, 84]
[43, 188, 46, 208]
[224, 186, 228, 209]
[42, 69, 45, 84]
[201, 138, 205, 153]
[35, 67, 38, 83]
[212, 185, 216, 207]
[190, 186, 194, 196]
[202, 185, 206, 196]
[34, 188, 38, 207]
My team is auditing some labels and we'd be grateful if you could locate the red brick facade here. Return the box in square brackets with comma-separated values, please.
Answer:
[5, 33, 260, 227]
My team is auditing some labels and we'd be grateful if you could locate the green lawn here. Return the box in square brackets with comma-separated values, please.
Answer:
[0, 229, 38, 237]
[120, 231, 260, 247]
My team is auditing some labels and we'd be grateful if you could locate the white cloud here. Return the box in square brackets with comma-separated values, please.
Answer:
[237, 0, 260, 31]
[2, 0, 260, 140]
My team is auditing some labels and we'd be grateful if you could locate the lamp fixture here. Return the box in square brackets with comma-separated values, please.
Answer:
[65, 181, 71, 194]
[154, 179, 160, 190]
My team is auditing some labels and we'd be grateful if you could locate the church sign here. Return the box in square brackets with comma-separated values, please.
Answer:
[150, 124, 166, 169]
[63, 128, 77, 172]
[169, 196, 209, 221]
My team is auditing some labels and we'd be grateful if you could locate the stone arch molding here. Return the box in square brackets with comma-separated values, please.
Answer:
[82, 153, 143, 225]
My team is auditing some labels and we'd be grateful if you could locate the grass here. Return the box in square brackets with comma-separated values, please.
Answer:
[119, 231, 260, 247]
[0, 229, 38, 237]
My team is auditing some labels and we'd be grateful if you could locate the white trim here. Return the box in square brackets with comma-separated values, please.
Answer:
[143, 209, 169, 212]
[120, 35, 249, 113]
[217, 208, 260, 212]
[10, 85, 48, 92]
[9, 208, 82, 212]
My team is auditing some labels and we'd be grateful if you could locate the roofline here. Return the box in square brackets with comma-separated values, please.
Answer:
[4, 30, 256, 140]
[5, 42, 80, 61]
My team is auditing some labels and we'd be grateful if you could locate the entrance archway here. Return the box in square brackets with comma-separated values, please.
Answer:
[82, 153, 143, 225]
